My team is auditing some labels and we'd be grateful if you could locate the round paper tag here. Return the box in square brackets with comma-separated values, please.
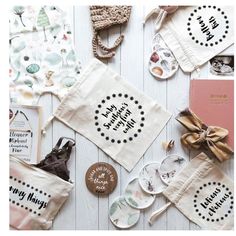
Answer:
[109, 196, 140, 229]
[139, 162, 167, 195]
[124, 178, 156, 209]
[85, 162, 118, 195]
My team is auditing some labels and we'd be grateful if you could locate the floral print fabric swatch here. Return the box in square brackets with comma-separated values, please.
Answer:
[9, 6, 81, 105]
[124, 178, 156, 209]
[109, 196, 140, 229]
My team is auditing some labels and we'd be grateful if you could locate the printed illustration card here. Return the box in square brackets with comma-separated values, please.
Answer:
[9, 105, 42, 163]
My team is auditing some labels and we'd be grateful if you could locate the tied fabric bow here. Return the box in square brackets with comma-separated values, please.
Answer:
[176, 108, 233, 162]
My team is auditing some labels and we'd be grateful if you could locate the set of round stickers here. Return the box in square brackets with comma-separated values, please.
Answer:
[109, 154, 187, 228]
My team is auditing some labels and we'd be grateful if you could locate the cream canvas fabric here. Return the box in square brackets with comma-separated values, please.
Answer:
[51, 58, 171, 171]
[163, 152, 234, 230]
[9, 155, 73, 230]
[159, 6, 234, 72]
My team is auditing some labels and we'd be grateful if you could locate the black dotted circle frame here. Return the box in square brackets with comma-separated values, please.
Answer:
[9, 176, 52, 215]
[94, 93, 145, 144]
[193, 182, 234, 222]
[187, 6, 229, 47]
[9, 198, 41, 216]
[10, 176, 51, 198]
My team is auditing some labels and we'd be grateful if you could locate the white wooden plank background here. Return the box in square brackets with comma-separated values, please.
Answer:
[38, 5, 234, 230]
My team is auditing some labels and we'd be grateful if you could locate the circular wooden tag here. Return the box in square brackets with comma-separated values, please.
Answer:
[85, 162, 118, 196]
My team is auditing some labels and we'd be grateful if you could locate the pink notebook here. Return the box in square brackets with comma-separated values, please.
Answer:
[190, 80, 234, 149]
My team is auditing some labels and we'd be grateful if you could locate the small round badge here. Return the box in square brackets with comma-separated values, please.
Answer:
[139, 162, 167, 194]
[159, 154, 187, 185]
[124, 178, 156, 209]
[85, 162, 117, 196]
[109, 196, 140, 229]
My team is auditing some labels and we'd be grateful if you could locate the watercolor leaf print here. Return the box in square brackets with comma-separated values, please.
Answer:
[125, 189, 132, 195]
[109, 202, 118, 216]
[66, 50, 77, 64]
[13, 41, 26, 53]
[50, 24, 61, 42]
[37, 7, 50, 42]
[45, 53, 62, 65]
[24, 80, 33, 88]
[128, 197, 138, 207]
[127, 213, 138, 226]
[13, 6, 26, 27]
[61, 77, 76, 88]
[26, 64, 40, 74]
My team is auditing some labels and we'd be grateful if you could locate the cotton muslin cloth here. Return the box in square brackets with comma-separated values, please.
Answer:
[10, 155, 73, 230]
[159, 6, 234, 72]
[50, 58, 171, 171]
[163, 152, 234, 230]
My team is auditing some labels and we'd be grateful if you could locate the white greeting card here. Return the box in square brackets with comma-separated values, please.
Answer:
[9, 105, 42, 163]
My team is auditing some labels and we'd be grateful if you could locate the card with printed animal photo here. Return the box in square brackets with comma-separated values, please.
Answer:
[9, 105, 42, 164]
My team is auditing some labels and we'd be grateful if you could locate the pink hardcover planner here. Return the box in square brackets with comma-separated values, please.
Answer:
[190, 79, 234, 149]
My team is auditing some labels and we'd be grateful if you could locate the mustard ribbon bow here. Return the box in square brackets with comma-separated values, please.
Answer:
[176, 108, 233, 162]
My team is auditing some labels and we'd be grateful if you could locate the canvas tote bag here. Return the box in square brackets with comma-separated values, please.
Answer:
[159, 6, 234, 72]
[149, 152, 234, 230]
[10, 155, 73, 230]
[43, 58, 171, 171]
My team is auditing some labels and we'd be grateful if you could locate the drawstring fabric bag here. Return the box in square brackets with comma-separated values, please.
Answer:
[158, 6, 234, 72]
[42, 58, 172, 172]
[149, 152, 234, 230]
[9, 137, 75, 230]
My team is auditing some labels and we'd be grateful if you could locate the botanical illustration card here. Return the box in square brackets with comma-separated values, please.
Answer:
[9, 105, 42, 163]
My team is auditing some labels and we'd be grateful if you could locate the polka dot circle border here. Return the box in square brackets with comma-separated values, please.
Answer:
[94, 93, 145, 144]
[187, 6, 229, 47]
[193, 182, 233, 222]
[9, 176, 51, 216]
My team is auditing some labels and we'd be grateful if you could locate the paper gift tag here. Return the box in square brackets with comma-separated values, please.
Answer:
[85, 162, 117, 195]
[159, 154, 187, 185]
[139, 162, 167, 194]
[109, 196, 140, 229]
[124, 178, 156, 209]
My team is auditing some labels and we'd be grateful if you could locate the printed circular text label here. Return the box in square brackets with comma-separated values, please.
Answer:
[187, 6, 229, 47]
[193, 181, 233, 222]
[94, 93, 145, 144]
[85, 162, 118, 196]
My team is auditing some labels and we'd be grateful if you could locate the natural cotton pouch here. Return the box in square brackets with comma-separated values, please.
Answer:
[10, 155, 73, 230]
[149, 152, 234, 230]
[159, 6, 234, 72]
[43, 58, 171, 171]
